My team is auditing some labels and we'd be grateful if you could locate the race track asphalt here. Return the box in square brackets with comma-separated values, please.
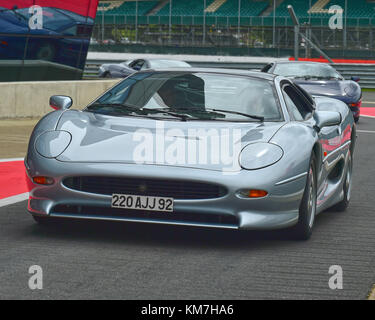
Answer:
[362, 91, 375, 108]
[0, 119, 374, 300]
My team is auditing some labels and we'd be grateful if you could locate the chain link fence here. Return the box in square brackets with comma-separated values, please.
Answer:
[91, 14, 375, 58]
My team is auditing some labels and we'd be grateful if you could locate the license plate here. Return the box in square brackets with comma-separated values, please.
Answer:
[111, 194, 174, 212]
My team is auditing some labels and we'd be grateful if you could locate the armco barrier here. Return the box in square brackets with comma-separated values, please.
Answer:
[0, 79, 119, 119]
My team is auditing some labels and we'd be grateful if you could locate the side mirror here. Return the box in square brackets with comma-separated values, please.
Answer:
[50, 95, 72, 110]
[314, 111, 341, 131]
[351, 76, 360, 82]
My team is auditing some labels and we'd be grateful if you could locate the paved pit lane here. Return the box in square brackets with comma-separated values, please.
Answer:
[0, 118, 374, 300]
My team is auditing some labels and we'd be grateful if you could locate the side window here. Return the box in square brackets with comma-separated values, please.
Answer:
[140, 61, 148, 70]
[282, 85, 312, 120]
[261, 63, 273, 73]
[132, 60, 144, 71]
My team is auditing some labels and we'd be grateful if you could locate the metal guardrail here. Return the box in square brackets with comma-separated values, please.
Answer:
[84, 59, 375, 88]
[333, 64, 375, 88]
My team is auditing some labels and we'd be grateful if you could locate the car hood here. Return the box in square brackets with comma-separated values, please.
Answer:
[294, 79, 361, 104]
[55, 110, 285, 172]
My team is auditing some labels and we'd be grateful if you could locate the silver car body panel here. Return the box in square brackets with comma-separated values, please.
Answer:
[25, 70, 355, 230]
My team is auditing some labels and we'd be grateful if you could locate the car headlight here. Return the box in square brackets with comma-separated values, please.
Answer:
[35, 130, 72, 158]
[239, 142, 283, 170]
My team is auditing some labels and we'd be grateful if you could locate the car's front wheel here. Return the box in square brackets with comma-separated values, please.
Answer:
[292, 155, 317, 240]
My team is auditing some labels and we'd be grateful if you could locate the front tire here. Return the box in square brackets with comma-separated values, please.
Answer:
[292, 155, 317, 240]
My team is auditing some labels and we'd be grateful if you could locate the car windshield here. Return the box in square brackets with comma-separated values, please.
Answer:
[149, 60, 191, 69]
[273, 63, 343, 80]
[87, 72, 282, 122]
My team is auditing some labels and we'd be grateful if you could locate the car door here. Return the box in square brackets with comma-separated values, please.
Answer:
[281, 82, 342, 205]
[110, 63, 131, 78]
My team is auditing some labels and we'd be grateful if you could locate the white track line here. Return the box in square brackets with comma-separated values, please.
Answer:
[357, 130, 375, 134]
[363, 101, 375, 104]
[0, 192, 29, 207]
[361, 115, 375, 119]
[0, 158, 24, 163]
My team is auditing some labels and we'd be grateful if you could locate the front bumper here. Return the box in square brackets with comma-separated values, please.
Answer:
[25, 158, 306, 231]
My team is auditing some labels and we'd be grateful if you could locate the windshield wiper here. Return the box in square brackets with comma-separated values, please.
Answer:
[88, 103, 192, 121]
[155, 107, 263, 121]
[141, 108, 198, 121]
[205, 108, 264, 121]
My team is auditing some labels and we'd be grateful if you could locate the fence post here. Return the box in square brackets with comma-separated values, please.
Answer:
[135, 1, 138, 43]
[101, 8, 104, 43]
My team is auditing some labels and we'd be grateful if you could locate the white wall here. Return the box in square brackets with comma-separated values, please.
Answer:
[0, 79, 120, 118]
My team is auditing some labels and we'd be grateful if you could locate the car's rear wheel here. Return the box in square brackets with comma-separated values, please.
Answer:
[292, 155, 317, 240]
[354, 117, 359, 123]
[331, 151, 352, 212]
[104, 72, 112, 78]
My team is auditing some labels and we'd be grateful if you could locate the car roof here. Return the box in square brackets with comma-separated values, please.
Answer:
[148, 59, 187, 62]
[136, 68, 277, 80]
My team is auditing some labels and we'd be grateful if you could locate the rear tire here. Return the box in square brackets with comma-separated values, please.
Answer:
[354, 117, 359, 123]
[292, 155, 317, 240]
[331, 151, 352, 212]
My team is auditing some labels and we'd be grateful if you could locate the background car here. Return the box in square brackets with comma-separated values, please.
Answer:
[98, 59, 192, 78]
[25, 69, 355, 240]
[261, 61, 362, 122]
[0, 6, 93, 69]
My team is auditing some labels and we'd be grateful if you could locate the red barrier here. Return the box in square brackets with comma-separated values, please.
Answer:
[0, 0, 99, 19]
[0, 161, 28, 199]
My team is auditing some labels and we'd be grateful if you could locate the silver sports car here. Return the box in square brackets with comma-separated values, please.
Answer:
[25, 69, 356, 240]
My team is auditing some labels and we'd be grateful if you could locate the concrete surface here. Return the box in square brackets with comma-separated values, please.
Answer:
[0, 117, 374, 299]
[0, 119, 39, 158]
[0, 79, 119, 119]
[362, 91, 375, 108]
